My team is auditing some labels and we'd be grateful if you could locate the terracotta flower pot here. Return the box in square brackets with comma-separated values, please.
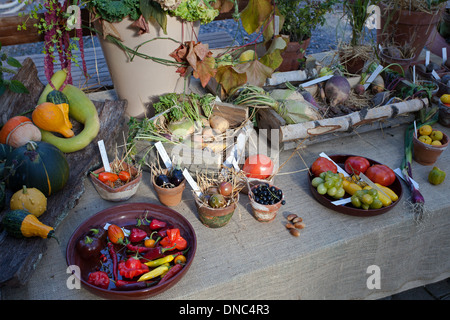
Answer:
[194, 194, 239, 228]
[152, 174, 186, 207]
[248, 184, 284, 223]
[90, 163, 142, 202]
[379, 48, 415, 75]
[338, 46, 370, 75]
[377, 3, 444, 63]
[439, 100, 450, 127]
[277, 38, 311, 72]
[413, 131, 449, 165]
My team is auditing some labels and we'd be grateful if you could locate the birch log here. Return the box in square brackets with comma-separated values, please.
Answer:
[280, 98, 428, 142]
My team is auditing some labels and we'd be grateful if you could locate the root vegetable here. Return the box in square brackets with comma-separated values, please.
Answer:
[371, 75, 385, 94]
[354, 84, 365, 96]
[209, 115, 229, 133]
[324, 76, 351, 107]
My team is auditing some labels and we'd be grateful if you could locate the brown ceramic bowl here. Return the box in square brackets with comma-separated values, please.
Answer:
[308, 155, 403, 217]
[66, 202, 197, 299]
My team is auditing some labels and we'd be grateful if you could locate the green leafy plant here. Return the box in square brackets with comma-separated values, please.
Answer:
[277, 0, 337, 43]
[343, 0, 381, 46]
[0, 42, 29, 97]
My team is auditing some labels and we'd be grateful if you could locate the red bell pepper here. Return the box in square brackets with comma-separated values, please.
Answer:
[118, 170, 131, 182]
[149, 218, 167, 230]
[160, 228, 187, 251]
[87, 271, 110, 289]
[118, 257, 149, 279]
[129, 228, 147, 243]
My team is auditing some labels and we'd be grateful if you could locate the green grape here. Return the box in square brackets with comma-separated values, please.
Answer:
[324, 179, 335, 189]
[311, 177, 324, 187]
[317, 183, 327, 195]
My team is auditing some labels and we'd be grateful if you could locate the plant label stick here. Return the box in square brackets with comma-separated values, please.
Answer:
[319, 152, 349, 177]
[299, 75, 333, 89]
[425, 50, 430, 66]
[432, 70, 441, 81]
[182, 169, 202, 197]
[155, 141, 172, 170]
[413, 65, 416, 84]
[274, 15, 280, 36]
[443, 48, 447, 64]
[98, 140, 111, 172]
[364, 64, 383, 90]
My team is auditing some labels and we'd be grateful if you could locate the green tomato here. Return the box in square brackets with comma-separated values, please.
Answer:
[370, 199, 383, 209]
[361, 194, 373, 205]
[361, 203, 370, 210]
[335, 187, 345, 199]
[351, 195, 361, 208]
[367, 188, 378, 199]
[311, 177, 324, 187]
[355, 190, 365, 198]
[317, 183, 327, 195]
[327, 187, 337, 197]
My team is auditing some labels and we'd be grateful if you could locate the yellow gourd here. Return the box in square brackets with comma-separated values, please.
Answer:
[10, 185, 48, 217]
[32, 102, 74, 138]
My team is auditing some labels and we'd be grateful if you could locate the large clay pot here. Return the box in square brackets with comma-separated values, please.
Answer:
[377, 3, 444, 64]
[379, 48, 416, 75]
[277, 38, 311, 72]
[96, 17, 200, 118]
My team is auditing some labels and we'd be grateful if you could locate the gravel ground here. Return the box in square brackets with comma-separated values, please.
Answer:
[1, 9, 373, 58]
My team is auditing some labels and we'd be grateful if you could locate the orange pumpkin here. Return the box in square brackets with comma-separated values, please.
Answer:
[0, 116, 42, 148]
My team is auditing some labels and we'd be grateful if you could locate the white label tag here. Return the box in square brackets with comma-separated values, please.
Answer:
[443, 48, 447, 64]
[274, 15, 280, 36]
[155, 141, 172, 170]
[413, 65, 416, 84]
[432, 70, 441, 80]
[182, 169, 202, 197]
[319, 152, 349, 177]
[364, 65, 383, 90]
[425, 50, 430, 66]
[300, 74, 333, 88]
[98, 140, 111, 172]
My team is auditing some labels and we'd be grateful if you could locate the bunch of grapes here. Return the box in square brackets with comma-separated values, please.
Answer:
[252, 184, 285, 206]
[311, 171, 345, 199]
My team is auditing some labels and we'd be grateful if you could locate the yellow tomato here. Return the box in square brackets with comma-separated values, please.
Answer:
[419, 125, 432, 136]
[419, 135, 432, 144]
[440, 94, 450, 104]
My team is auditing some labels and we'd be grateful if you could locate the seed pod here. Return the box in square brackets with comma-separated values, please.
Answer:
[294, 222, 305, 229]
[287, 214, 297, 221]
[290, 229, 300, 237]
[285, 223, 295, 229]
[292, 217, 303, 223]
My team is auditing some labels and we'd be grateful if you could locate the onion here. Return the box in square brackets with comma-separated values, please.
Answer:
[324, 76, 351, 107]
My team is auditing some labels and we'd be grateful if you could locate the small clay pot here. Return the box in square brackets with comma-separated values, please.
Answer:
[194, 194, 239, 228]
[90, 163, 142, 202]
[413, 131, 449, 166]
[379, 48, 415, 75]
[248, 184, 284, 223]
[152, 174, 185, 207]
[439, 100, 450, 127]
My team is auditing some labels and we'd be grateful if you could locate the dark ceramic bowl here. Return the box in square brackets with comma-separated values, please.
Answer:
[308, 155, 403, 217]
[66, 202, 197, 299]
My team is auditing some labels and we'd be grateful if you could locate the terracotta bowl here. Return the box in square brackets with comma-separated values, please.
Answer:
[66, 202, 197, 299]
[90, 162, 142, 202]
[248, 184, 284, 222]
[413, 130, 449, 166]
[308, 155, 403, 217]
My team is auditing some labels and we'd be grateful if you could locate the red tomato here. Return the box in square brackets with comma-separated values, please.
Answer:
[242, 155, 274, 179]
[365, 164, 396, 186]
[344, 156, 370, 175]
[311, 157, 337, 177]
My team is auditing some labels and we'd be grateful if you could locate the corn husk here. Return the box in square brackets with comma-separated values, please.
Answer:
[269, 89, 323, 124]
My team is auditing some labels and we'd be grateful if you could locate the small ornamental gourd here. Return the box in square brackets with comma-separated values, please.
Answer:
[46, 90, 72, 129]
[2, 209, 58, 241]
[0, 116, 42, 148]
[10, 185, 48, 217]
[32, 102, 75, 138]
[4, 141, 70, 196]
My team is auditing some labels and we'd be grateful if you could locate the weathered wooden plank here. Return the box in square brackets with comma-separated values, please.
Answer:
[0, 58, 127, 287]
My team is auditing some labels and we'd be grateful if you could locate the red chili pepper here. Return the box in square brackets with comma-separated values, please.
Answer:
[126, 243, 152, 253]
[140, 244, 177, 262]
[92, 171, 119, 184]
[160, 228, 187, 251]
[87, 271, 110, 289]
[108, 242, 118, 282]
[159, 264, 183, 284]
[118, 257, 149, 279]
[149, 218, 167, 230]
[129, 228, 147, 243]
[118, 170, 131, 182]
[112, 280, 158, 291]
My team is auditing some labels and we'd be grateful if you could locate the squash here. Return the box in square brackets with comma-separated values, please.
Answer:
[10, 185, 48, 217]
[4, 141, 70, 196]
[38, 71, 100, 153]
[0, 143, 13, 178]
[46, 90, 72, 129]
[0, 182, 5, 212]
[32, 102, 75, 138]
[1, 209, 57, 241]
[0, 116, 42, 148]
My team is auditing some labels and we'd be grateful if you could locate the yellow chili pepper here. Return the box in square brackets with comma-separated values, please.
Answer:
[342, 179, 362, 196]
[374, 183, 398, 201]
[144, 254, 175, 268]
[137, 264, 169, 282]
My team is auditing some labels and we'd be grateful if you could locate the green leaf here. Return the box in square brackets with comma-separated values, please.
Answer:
[140, 0, 167, 34]
[9, 80, 29, 94]
[6, 57, 22, 69]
